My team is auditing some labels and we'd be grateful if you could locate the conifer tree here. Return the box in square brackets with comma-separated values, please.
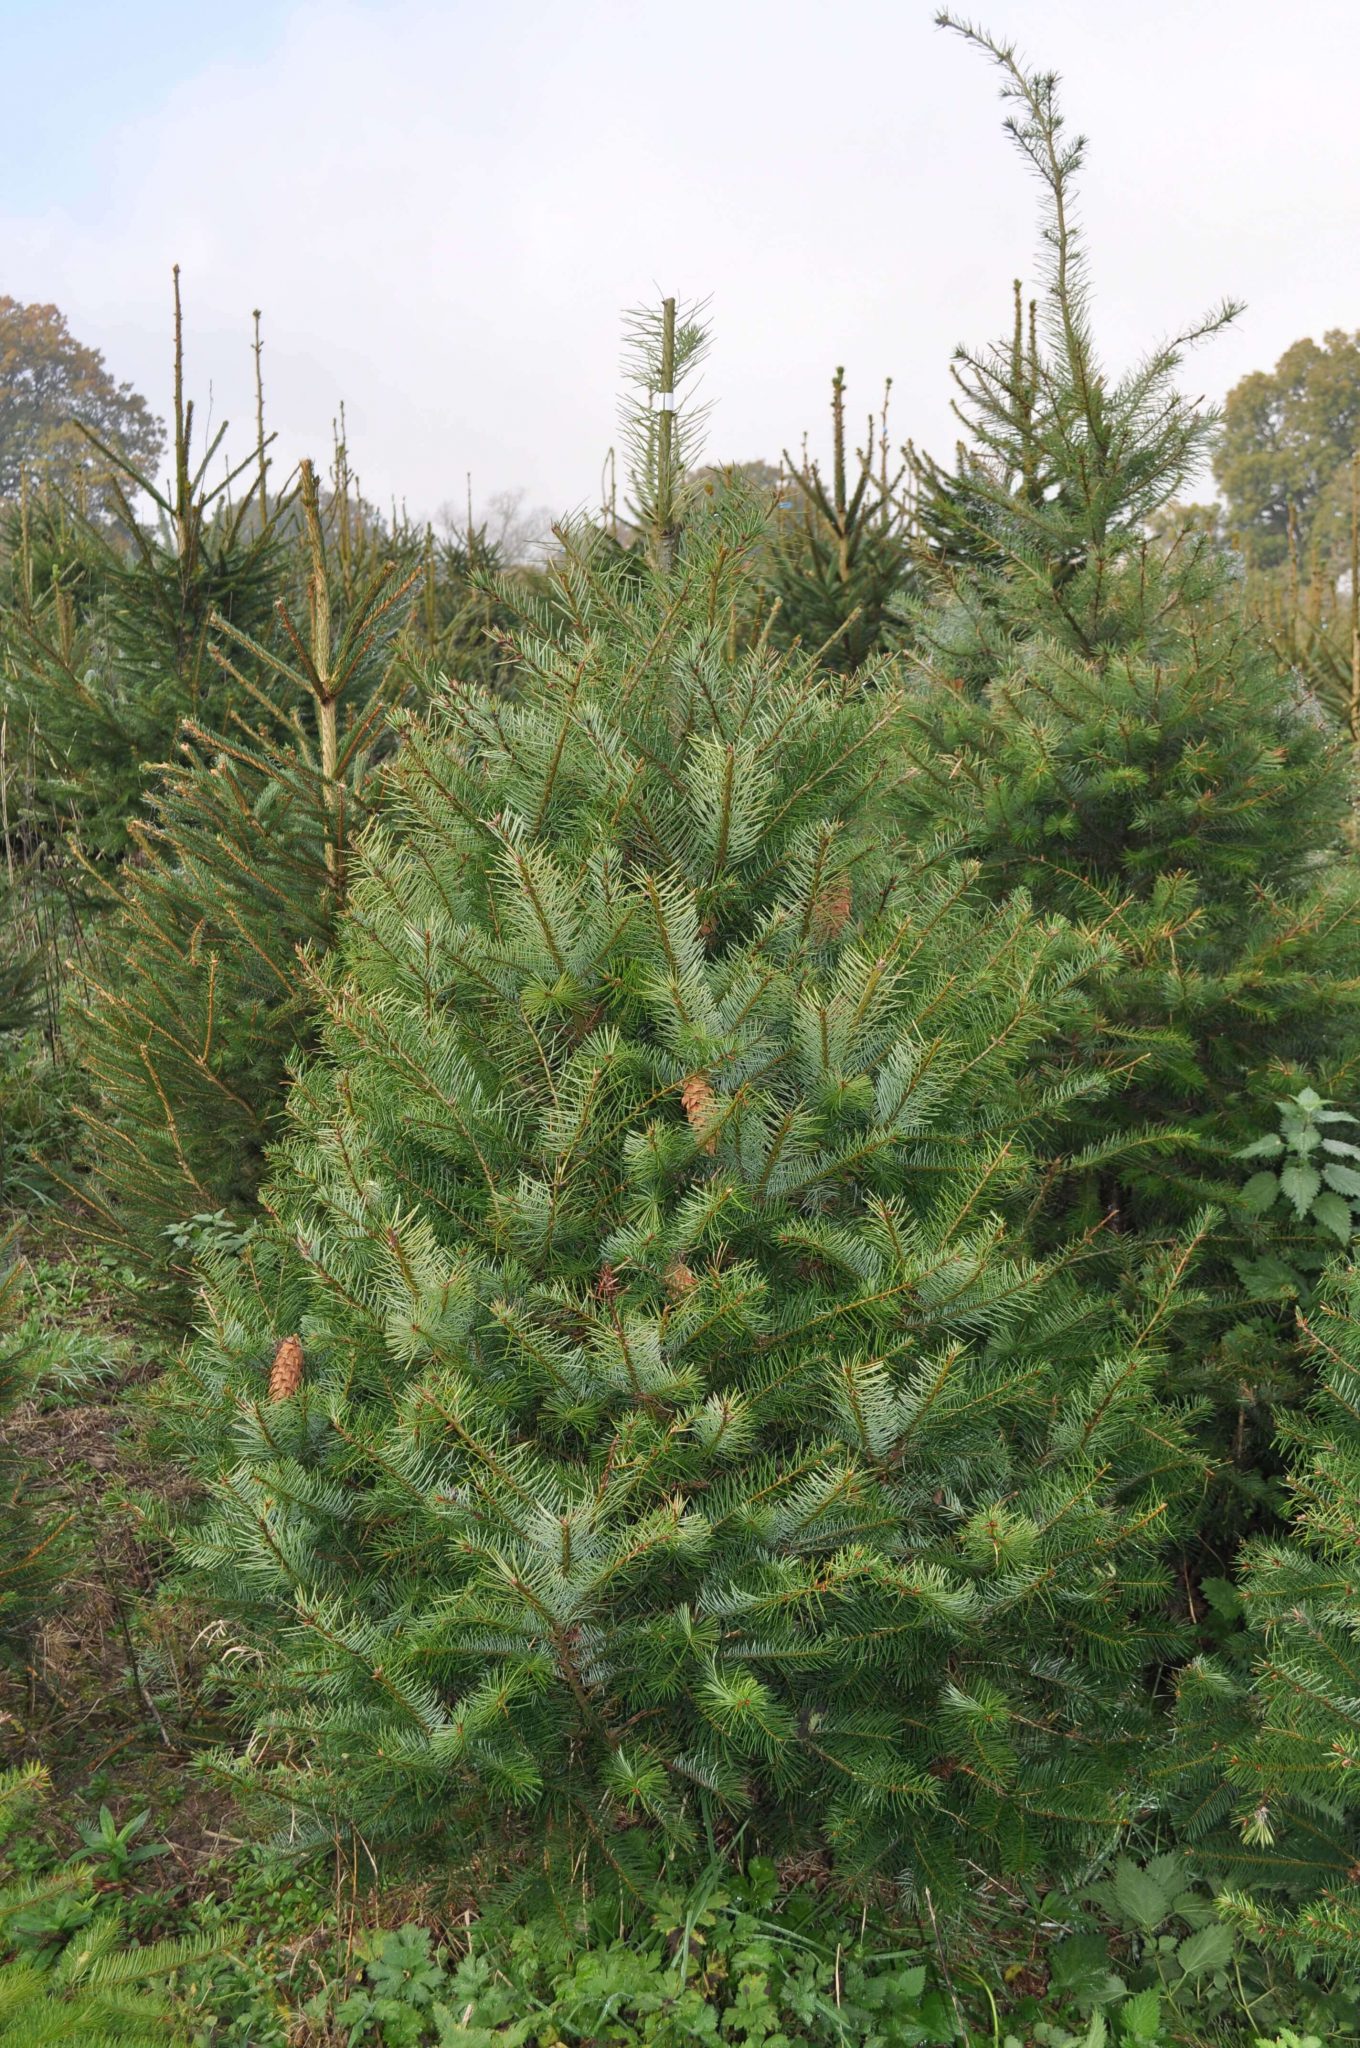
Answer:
[766, 369, 914, 670]
[165, 472, 1208, 1896]
[1171, 1272, 1360, 1968]
[620, 296, 711, 572]
[1, 275, 282, 859]
[899, 19, 1360, 1496]
[417, 511, 540, 692]
[68, 459, 420, 1318]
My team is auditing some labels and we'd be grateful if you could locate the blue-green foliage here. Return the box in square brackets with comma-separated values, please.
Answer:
[163, 504, 1208, 1900]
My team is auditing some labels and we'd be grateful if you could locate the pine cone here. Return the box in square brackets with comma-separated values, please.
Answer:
[665, 1259, 698, 1297]
[680, 1073, 718, 1154]
[268, 1334, 305, 1402]
[810, 875, 852, 944]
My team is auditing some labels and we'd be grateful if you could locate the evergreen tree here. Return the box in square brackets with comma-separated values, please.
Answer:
[765, 370, 914, 671]
[912, 277, 1045, 590]
[417, 512, 540, 692]
[166, 490, 1206, 1897]
[1, 274, 282, 859]
[899, 19, 1360, 1501]
[1172, 1271, 1360, 1968]
[620, 296, 711, 572]
[0, 482, 109, 625]
[68, 459, 420, 1319]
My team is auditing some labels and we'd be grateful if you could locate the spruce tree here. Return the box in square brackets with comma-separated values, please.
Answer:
[164, 476, 1209, 1896]
[1172, 1272, 1360, 1969]
[900, 20, 1360, 1501]
[765, 369, 914, 670]
[416, 511, 540, 693]
[1, 274, 282, 860]
[620, 296, 711, 573]
[68, 459, 420, 1318]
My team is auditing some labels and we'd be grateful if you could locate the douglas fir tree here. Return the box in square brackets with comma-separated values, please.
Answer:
[164, 306, 1209, 1902]
[902, 19, 1360, 1506]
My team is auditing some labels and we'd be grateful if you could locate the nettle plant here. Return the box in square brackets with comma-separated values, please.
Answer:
[1234, 1089, 1360, 1297]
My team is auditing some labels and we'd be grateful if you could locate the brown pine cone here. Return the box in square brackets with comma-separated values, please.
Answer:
[810, 874, 852, 944]
[665, 1259, 698, 1297]
[680, 1073, 718, 1154]
[268, 1334, 305, 1402]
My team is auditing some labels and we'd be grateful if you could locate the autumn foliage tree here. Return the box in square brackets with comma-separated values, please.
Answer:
[0, 297, 163, 512]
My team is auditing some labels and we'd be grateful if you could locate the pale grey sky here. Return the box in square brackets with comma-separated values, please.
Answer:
[6, 0, 1359, 524]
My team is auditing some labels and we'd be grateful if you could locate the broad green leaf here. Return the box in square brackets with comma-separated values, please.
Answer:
[1111, 1855, 1171, 1931]
[1239, 1171, 1280, 1215]
[1323, 1162, 1360, 1198]
[1323, 1138, 1360, 1159]
[1234, 1133, 1283, 1160]
[1174, 1921, 1235, 1977]
[1311, 1192, 1354, 1245]
[1279, 1162, 1322, 1218]
[1048, 1932, 1123, 2008]
[1118, 1987, 1162, 2044]
[1296, 1087, 1324, 1111]
[1231, 1251, 1302, 1298]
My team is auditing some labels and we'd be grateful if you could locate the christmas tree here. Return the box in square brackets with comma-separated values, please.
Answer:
[1, 274, 282, 861]
[900, 20, 1360, 1504]
[164, 460, 1209, 1895]
[1173, 1272, 1360, 1967]
[764, 368, 914, 671]
[68, 457, 420, 1317]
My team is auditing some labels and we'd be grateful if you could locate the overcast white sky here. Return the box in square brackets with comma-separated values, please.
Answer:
[6, 0, 1360, 526]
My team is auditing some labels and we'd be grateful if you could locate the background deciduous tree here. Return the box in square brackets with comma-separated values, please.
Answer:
[1214, 329, 1360, 569]
[0, 297, 163, 509]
